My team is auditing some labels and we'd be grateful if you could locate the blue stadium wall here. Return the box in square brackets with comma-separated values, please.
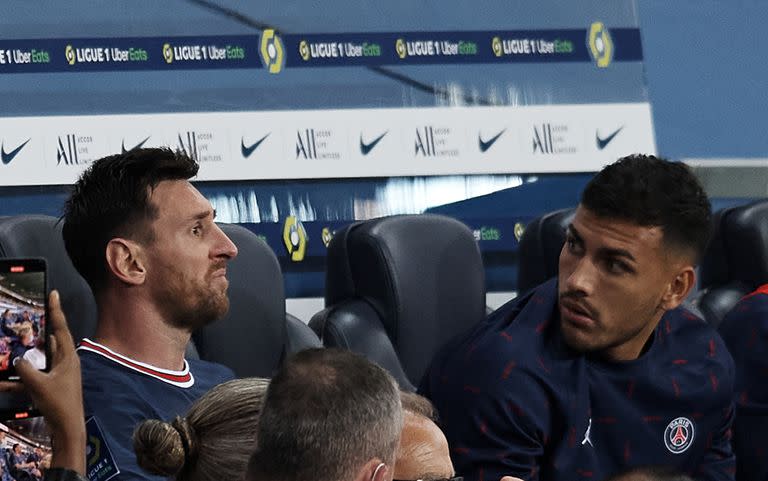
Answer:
[0, 1, 764, 297]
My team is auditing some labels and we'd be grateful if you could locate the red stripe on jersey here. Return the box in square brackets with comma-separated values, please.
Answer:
[78, 339, 192, 383]
[743, 284, 768, 300]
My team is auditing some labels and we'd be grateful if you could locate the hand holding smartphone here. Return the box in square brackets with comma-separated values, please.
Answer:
[0, 285, 86, 478]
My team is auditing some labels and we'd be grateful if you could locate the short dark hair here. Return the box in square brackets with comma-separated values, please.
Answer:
[62, 148, 198, 294]
[581, 154, 711, 262]
[248, 348, 402, 481]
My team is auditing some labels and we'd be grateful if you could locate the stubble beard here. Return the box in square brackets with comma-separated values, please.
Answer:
[156, 274, 230, 332]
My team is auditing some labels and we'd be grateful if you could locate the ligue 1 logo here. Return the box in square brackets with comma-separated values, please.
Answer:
[395, 39, 407, 59]
[283, 216, 307, 262]
[514, 222, 526, 242]
[587, 21, 613, 68]
[260, 29, 285, 74]
[163, 43, 174, 64]
[321, 227, 333, 248]
[492, 37, 503, 58]
[664, 417, 694, 454]
[299, 40, 310, 61]
[65, 45, 76, 65]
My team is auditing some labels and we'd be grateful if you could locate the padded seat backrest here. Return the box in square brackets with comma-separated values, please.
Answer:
[698, 200, 768, 327]
[313, 214, 486, 387]
[517, 208, 575, 294]
[0, 215, 96, 343]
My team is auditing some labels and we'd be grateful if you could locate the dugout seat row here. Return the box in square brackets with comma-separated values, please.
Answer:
[0, 215, 320, 379]
[0, 213, 488, 390]
[696, 199, 768, 327]
[4, 199, 763, 388]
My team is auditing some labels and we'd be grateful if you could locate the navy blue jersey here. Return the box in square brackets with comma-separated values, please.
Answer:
[718, 285, 768, 481]
[421, 279, 735, 481]
[78, 339, 235, 481]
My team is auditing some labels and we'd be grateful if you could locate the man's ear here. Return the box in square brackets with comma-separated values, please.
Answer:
[660, 265, 696, 311]
[355, 460, 389, 481]
[105, 238, 146, 286]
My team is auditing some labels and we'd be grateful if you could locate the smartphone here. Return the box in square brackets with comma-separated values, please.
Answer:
[0, 258, 49, 382]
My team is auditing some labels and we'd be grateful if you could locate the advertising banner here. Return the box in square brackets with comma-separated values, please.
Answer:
[0, 0, 651, 295]
[0, 103, 652, 186]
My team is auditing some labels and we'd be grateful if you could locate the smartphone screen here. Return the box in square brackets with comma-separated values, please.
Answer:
[0, 258, 48, 382]
[0, 416, 51, 480]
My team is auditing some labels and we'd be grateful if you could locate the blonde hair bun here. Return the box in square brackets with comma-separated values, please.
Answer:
[133, 417, 195, 476]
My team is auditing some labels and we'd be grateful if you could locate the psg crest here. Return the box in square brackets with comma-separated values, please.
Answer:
[664, 417, 695, 454]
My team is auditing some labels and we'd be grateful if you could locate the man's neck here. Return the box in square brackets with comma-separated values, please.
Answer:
[93, 292, 190, 371]
[601, 312, 665, 362]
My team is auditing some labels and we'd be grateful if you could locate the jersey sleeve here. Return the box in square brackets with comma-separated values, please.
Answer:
[421, 342, 552, 481]
[692, 400, 736, 481]
[718, 293, 768, 481]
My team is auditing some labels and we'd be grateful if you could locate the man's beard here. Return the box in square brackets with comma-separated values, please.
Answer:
[154, 273, 230, 332]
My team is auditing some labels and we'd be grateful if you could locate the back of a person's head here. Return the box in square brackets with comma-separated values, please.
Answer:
[395, 411, 453, 481]
[581, 154, 711, 263]
[132, 377, 269, 481]
[62, 147, 198, 294]
[249, 348, 403, 481]
[396, 392, 452, 481]
[400, 391, 437, 421]
[604, 466, 694, 481]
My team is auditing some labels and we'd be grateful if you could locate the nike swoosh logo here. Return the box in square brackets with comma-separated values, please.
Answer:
[121, 136, 150, 154]
[596, 126, 623, 150]
[1, 139, 30, 165]
[360, 131, 388, 155]
[479, 129, 506, 152]
[241, 133, 270, 158]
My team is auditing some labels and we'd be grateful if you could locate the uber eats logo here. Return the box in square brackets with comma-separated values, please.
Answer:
[260, 29, 285, 74]
[587, 21, 613, 68]
[283, 216, 307, 262]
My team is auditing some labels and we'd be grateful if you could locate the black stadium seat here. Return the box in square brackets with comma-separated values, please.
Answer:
[0, 215, 97, 343]
[286, 313, 322, 353]
[697, 200, 768, 327]
[516, 208, 575, 295]
[310, 214, 486, 390]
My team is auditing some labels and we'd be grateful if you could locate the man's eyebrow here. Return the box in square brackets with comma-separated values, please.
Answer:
[190, 209, 215, 221]
[566, 224, 583, 242]
[567, 224, 637, 263]
[598, 246, 637, 263]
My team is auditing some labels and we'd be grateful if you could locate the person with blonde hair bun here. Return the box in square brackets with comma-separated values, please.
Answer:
[133, 377, 269, 481]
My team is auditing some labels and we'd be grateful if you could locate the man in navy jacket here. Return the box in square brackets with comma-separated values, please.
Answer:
[422, 155, 735, 481]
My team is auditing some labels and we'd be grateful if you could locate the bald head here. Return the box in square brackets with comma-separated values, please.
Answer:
[395, 411, 453, 481]
[605, 467, 693, 481]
